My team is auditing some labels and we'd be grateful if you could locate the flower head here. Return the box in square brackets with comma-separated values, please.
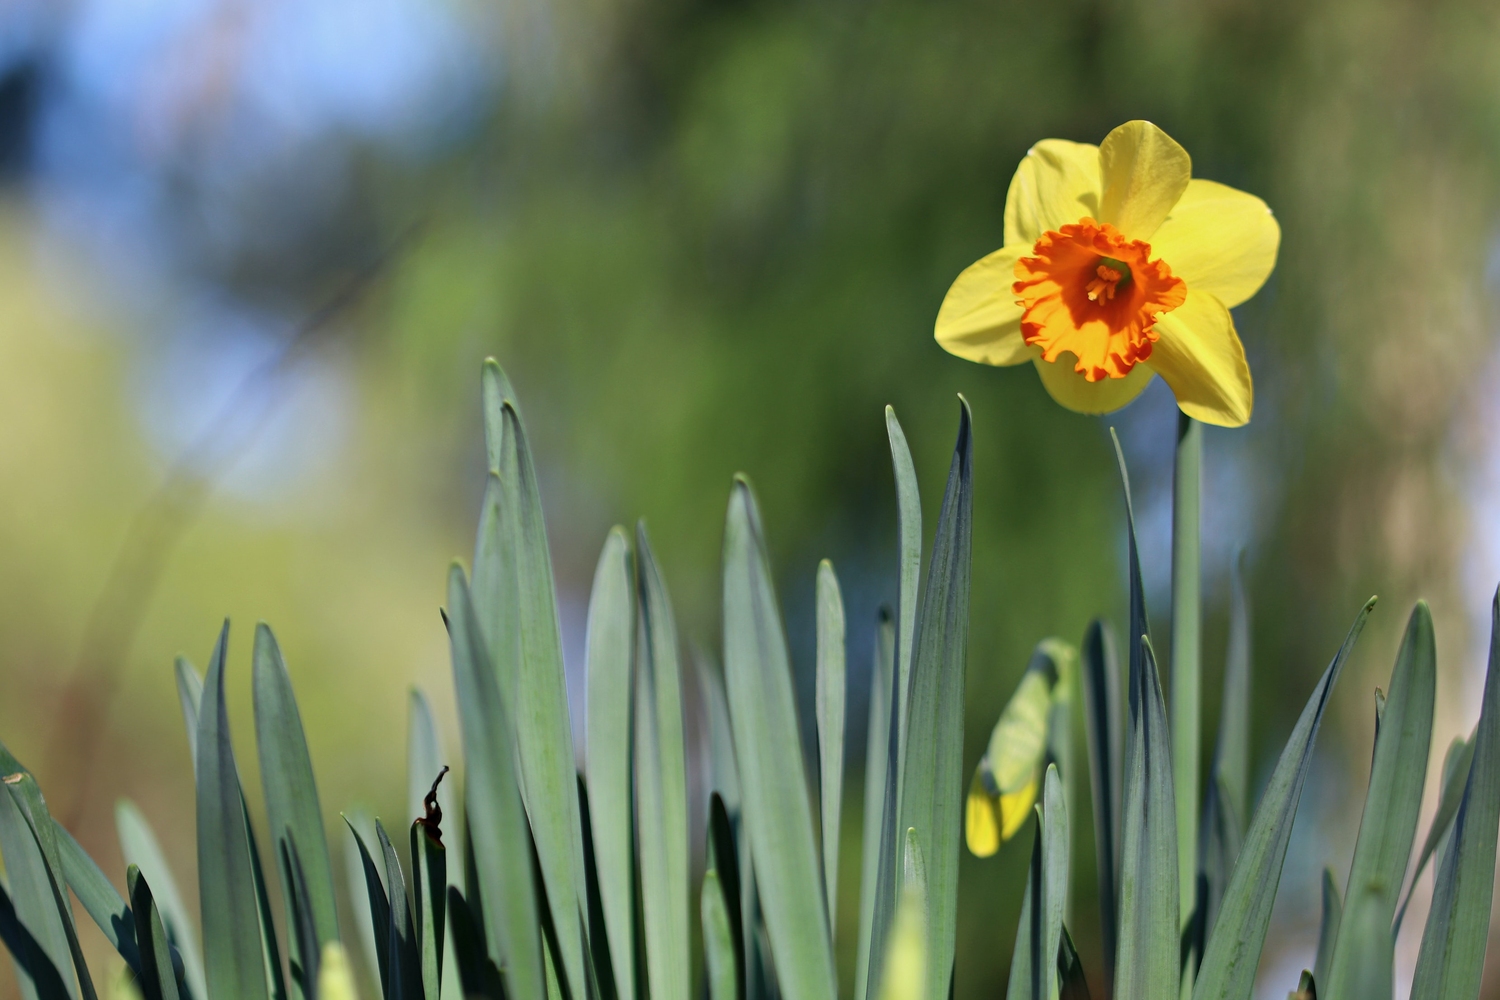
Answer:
[935, 121, 1279, 426]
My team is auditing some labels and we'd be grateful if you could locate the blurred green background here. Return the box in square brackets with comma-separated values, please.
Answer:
[1, 0, 1499, 996]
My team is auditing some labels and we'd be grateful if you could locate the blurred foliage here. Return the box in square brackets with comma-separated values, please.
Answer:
[3, 0, 1500, 994]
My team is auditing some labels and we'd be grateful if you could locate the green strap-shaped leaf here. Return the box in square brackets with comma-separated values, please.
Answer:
[703, 871, 737, 1000]
[127, 866, 182, 1000]
[816, 559, 846, 937]
[856, 609, 896, 1000]
[1411, 589, 1500, 1000]
[447, 885, 505, 1000]
[1324, 601, 1435, 1000]
[585, 527, 636, 1000]
[1312, 867, 1341, 993]
[54, 822, 139, 974]
[2, 772, 96, 1000]
[885, 406, 921, 781]
[446, 564, 544, 1000]
[1005, 766, 1068, 1000]
[635, 523, 690, 1000]
[1396, 731, 1475, 933]
[344, 817, 392, 995]
[705, 795, 744, 1000]
[117, 801, 205, 1000]
[1194, 775, 1242, 953]
[1169, 416, 1203, 929]
[1217, 552, 1252, 827]
[377, 821, 422, 1000]
[1080, 619, 1121, 980]
[897, 397, 973, 1000]
[175, 658, 203, 774]
[195, 622, 271, 1000]
[281, 838, 321, 998]
[1193, 599, 1375, 1000]
[408, 690, 464, 1000]
[253, 623, 341, 989]
[878, 834, 926, 1000]
[410, 823, 447, 1000]
[722, 476, 837, 1000]
[341, 810, 384, 989]
[1108, 433, 1176, 1000]
[0, 872, 73, 1000]
[478, 366, 590, 999]
[1114, 637, 1178, 1000]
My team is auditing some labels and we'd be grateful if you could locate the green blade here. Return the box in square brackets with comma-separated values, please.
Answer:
[175, 657, 203, 774]
[1411, 590, 1500, 1000]
[408, 690, 464, 1000]
[446, 563, 544, 1000]
[2, 771, 96, 1000]
[1080, 619, 1122, 979]
[877, 832, 927, 1000]
[343, 817, 392, 995]
[195, 622, 271, 1000]
[1005, 766, 1068, 1000]
[340, 810, 384, 989]
[1170, 416, 1203, 930]
[1217, 552, 1252, 828]
[117, 800, 205, 1000]
[54, 823, 140, 974]
[1324, 601, 1435, 1000]
[885, 406, 922, 782]
[703, 871, 737, 1000]
[722, 476, 837, 1000]
[1193, 598, 1375, 1000]
[412, 821, 447, 1000]
[377, 821, 422, 1000]
[1312, 867, 1341, 993]
[1114, 637, 1178, 1000]
[127, 866, 182, 1000]
[585, 527, 636, 1000]
[281, 838, 321, 998]
[1396, 732, 1475, 933]
[705, 795, 745, 999]
[896, 397, 973, 1000]
[856, 609, 896, 1000]
[1195, 775, 1242, 951]
[634, 522, 691, 1000]
[252, 623, 341, 977]
[479, 369, 590, 999]
[815, 559, 847, 937]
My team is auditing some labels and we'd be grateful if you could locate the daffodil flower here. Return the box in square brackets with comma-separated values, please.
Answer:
[935, 121, 1279, 427]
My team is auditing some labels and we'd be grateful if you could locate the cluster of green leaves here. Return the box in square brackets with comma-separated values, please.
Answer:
[0, 360, 979, 1000]
[3, 366, 1497, 1000]
[971, 417, 1500, 1000]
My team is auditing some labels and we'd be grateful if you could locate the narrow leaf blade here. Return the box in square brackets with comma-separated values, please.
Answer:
[816, 558, 847, 936]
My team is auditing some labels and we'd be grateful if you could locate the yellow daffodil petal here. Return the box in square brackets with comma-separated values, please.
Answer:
[1032, 354, 1156, 414]
[1003, 139, 1102, 247]
[934, 245, 1031, 365]
[966, 769, 1002, 857]
[998, 777, 1038, 841]
[1098, 121, 1191, 240]
[1151, 178, 1280, 308]
[1147, 290, 1252, 427]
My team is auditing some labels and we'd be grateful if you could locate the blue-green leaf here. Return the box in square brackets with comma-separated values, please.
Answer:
[703, 871, 737, 1000]
[253, 622, 341, 990]
[1324, 602, 1434, 1000]
[1411, 589, 1500, 1000]
[1312, 867, 1341, 994]
[856, 609, 896, 1000]
[175, 658, 203, 773]
[447, 563, 544, 1000]
[1193, 598, 1375, 1000]
[377, 821, 422, 1000]
[55, 823, 140, 974]
[117, 800, 205, 1000]
[634, 523, 690, 1000]
[127, 865, 182, 1000]
[896, 397, 973, 1000]
[585, 527, 636, 1000]
[1170, 415, 1203, 929]
[195, 622, 271, 1000]
[815, 559, 846, 937]
[722, 476, 837, 1000]
[1396, 731, 1475, 934]
[1080, 618, 1122, 980]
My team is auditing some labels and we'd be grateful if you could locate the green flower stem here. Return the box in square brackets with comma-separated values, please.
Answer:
[1172, 413, 1202, 929]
